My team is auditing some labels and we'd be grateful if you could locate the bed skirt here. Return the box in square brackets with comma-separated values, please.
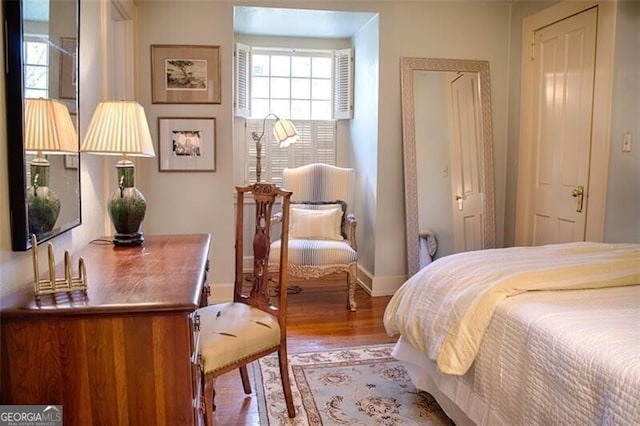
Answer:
[392, 337, 505, 426]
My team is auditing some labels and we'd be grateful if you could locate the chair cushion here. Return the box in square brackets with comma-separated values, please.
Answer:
[289, 207, 343, 241]
[292, 200, 348, 238]
[198, 302, 281, 374]
[271, 239, 357, 266]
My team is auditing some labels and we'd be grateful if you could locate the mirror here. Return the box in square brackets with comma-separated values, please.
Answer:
[4, 0, 80, 251]
[401, 57, 495, 277]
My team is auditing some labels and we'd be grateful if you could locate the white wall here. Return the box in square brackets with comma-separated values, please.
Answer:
[351, 13, 380, 283]
[0, 0, 514, 298]
[134, 1, 236, 289]
[604, 0, 640, 242]
[3, 1, 637, 300]
[370, 1, 512, 293]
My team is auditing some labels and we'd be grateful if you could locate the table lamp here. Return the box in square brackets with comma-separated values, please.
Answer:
[81, 101, 155, 246]
[250, 113, 299, 182]
[24, 98, 79, 238]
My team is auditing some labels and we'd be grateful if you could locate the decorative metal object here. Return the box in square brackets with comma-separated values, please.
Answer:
[31, 234, 88, 300]
[250, 113, 299, 182]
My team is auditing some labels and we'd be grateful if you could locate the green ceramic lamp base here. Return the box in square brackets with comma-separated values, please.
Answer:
[108, 159, 147, 247]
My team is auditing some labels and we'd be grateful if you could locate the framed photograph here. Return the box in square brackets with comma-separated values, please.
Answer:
[158, 117, 216, 172]
[64, 154, 79, 169]
[59, 37, 77, 99]
[151, 45, 221, 104]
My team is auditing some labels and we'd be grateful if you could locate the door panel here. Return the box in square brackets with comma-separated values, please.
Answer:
[530, 7, 597, 245]
[448, 72, 484, 252]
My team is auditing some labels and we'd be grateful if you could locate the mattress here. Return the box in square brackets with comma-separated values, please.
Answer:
[384, 242, 640, 375]
[392, 285, 640, 426]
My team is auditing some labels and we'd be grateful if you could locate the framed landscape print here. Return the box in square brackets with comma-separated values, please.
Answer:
[158, 117, 216, 172]
[59, 37, 77, 99]
[151, 45, 221, 104]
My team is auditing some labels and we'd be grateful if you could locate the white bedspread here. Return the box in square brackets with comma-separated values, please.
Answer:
[393, 285, 640, 426]
[384, 242, 640, 375]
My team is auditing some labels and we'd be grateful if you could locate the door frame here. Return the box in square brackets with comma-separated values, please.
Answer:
[515, 1, 617, 245]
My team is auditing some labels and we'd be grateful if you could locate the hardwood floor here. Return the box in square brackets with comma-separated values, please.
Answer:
[211, 276, 397, 425]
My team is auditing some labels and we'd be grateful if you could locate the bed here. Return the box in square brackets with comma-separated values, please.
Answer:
[384, 242, 640, 425]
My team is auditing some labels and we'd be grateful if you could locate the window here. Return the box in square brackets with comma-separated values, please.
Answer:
[23, 37, 49, 187]
[250, 49, 333, 120]
[24, 37, 49, 99]
[236, 44, 353, 184]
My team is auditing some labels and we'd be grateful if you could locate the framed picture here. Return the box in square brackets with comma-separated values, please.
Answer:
[59, 37, 77, 99]
[64, 154, 79, 169]
[151, 45, 221, 104]
[158, 117, 216, 172]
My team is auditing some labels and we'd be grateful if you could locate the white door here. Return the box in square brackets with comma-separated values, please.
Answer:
[527, 8, 597, 245]
[448, 72, 484, 252]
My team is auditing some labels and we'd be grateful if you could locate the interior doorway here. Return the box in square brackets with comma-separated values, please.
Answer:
[515, 2, 617, 246]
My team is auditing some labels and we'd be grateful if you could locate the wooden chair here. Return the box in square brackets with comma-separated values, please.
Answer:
[270, 163, 359, 311]
[197, 183, 295, 425]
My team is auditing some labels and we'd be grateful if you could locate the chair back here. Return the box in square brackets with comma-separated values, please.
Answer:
[282, 163, 355, 212]
[235, 183, 292, 318]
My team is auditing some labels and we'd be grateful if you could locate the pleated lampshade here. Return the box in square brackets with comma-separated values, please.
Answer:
[24, 98, 78, 154]
[81, 101, 155, 157]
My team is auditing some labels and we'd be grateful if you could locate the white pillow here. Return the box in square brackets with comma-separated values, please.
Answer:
[289, 207, 344, 240]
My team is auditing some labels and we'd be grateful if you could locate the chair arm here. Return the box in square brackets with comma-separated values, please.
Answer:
[346, 213, 357, 251]
[271, 212, 283, 225]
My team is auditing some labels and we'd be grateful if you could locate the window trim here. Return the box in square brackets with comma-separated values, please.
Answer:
[234, 43, 353, 120]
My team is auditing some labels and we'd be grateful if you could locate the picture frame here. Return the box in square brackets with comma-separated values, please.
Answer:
[59, 37, 77, 100]
[158, 117, 216, 172]
[64, 154, 79, 169]
[151, 45, 221, 104]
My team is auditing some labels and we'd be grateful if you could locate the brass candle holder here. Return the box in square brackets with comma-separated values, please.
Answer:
[31, 234, 88, 300]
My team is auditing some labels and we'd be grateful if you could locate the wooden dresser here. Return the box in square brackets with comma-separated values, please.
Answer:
[0, 233, 211, 426]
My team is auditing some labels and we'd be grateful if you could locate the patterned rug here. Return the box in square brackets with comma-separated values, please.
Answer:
[255, 344, 453, 425]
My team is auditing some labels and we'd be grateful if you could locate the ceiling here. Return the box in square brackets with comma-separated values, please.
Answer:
[234, 6, 377, 39]
[24, 0, 49, 22]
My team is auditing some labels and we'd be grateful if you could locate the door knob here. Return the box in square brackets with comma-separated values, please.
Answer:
[572, 185, 584, 213]
[455, 194, 465, 211]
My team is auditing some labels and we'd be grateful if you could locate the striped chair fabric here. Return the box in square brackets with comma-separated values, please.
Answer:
[270, 163, 359, 311]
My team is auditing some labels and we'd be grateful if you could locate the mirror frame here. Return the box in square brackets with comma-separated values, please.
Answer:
[401, 57, 496, 277]
[3, 0, 81, 251]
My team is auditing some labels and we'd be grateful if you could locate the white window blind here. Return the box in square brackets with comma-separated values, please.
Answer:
[334, 48, 353, 119]
[246, 119, 336, 185]
[234, 43, 251, 117]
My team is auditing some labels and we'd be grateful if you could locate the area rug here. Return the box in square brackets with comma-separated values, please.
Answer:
[255, 344, 453, 425]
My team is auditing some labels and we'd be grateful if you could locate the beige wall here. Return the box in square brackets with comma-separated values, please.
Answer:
[2, 1, 636, 300]
[604, 0, 640, 242]
[133, 0, 515, 298]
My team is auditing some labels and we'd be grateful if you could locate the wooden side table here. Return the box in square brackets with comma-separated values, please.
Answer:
[0, 233, 211, 426]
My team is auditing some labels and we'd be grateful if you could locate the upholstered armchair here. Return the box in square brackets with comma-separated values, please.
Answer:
[270, 163, 359, 311]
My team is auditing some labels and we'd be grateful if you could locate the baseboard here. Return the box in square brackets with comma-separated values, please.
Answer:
[370, 274, 406, 296]
[357, 265, 374, 295]
[358, 266, 406, 297]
